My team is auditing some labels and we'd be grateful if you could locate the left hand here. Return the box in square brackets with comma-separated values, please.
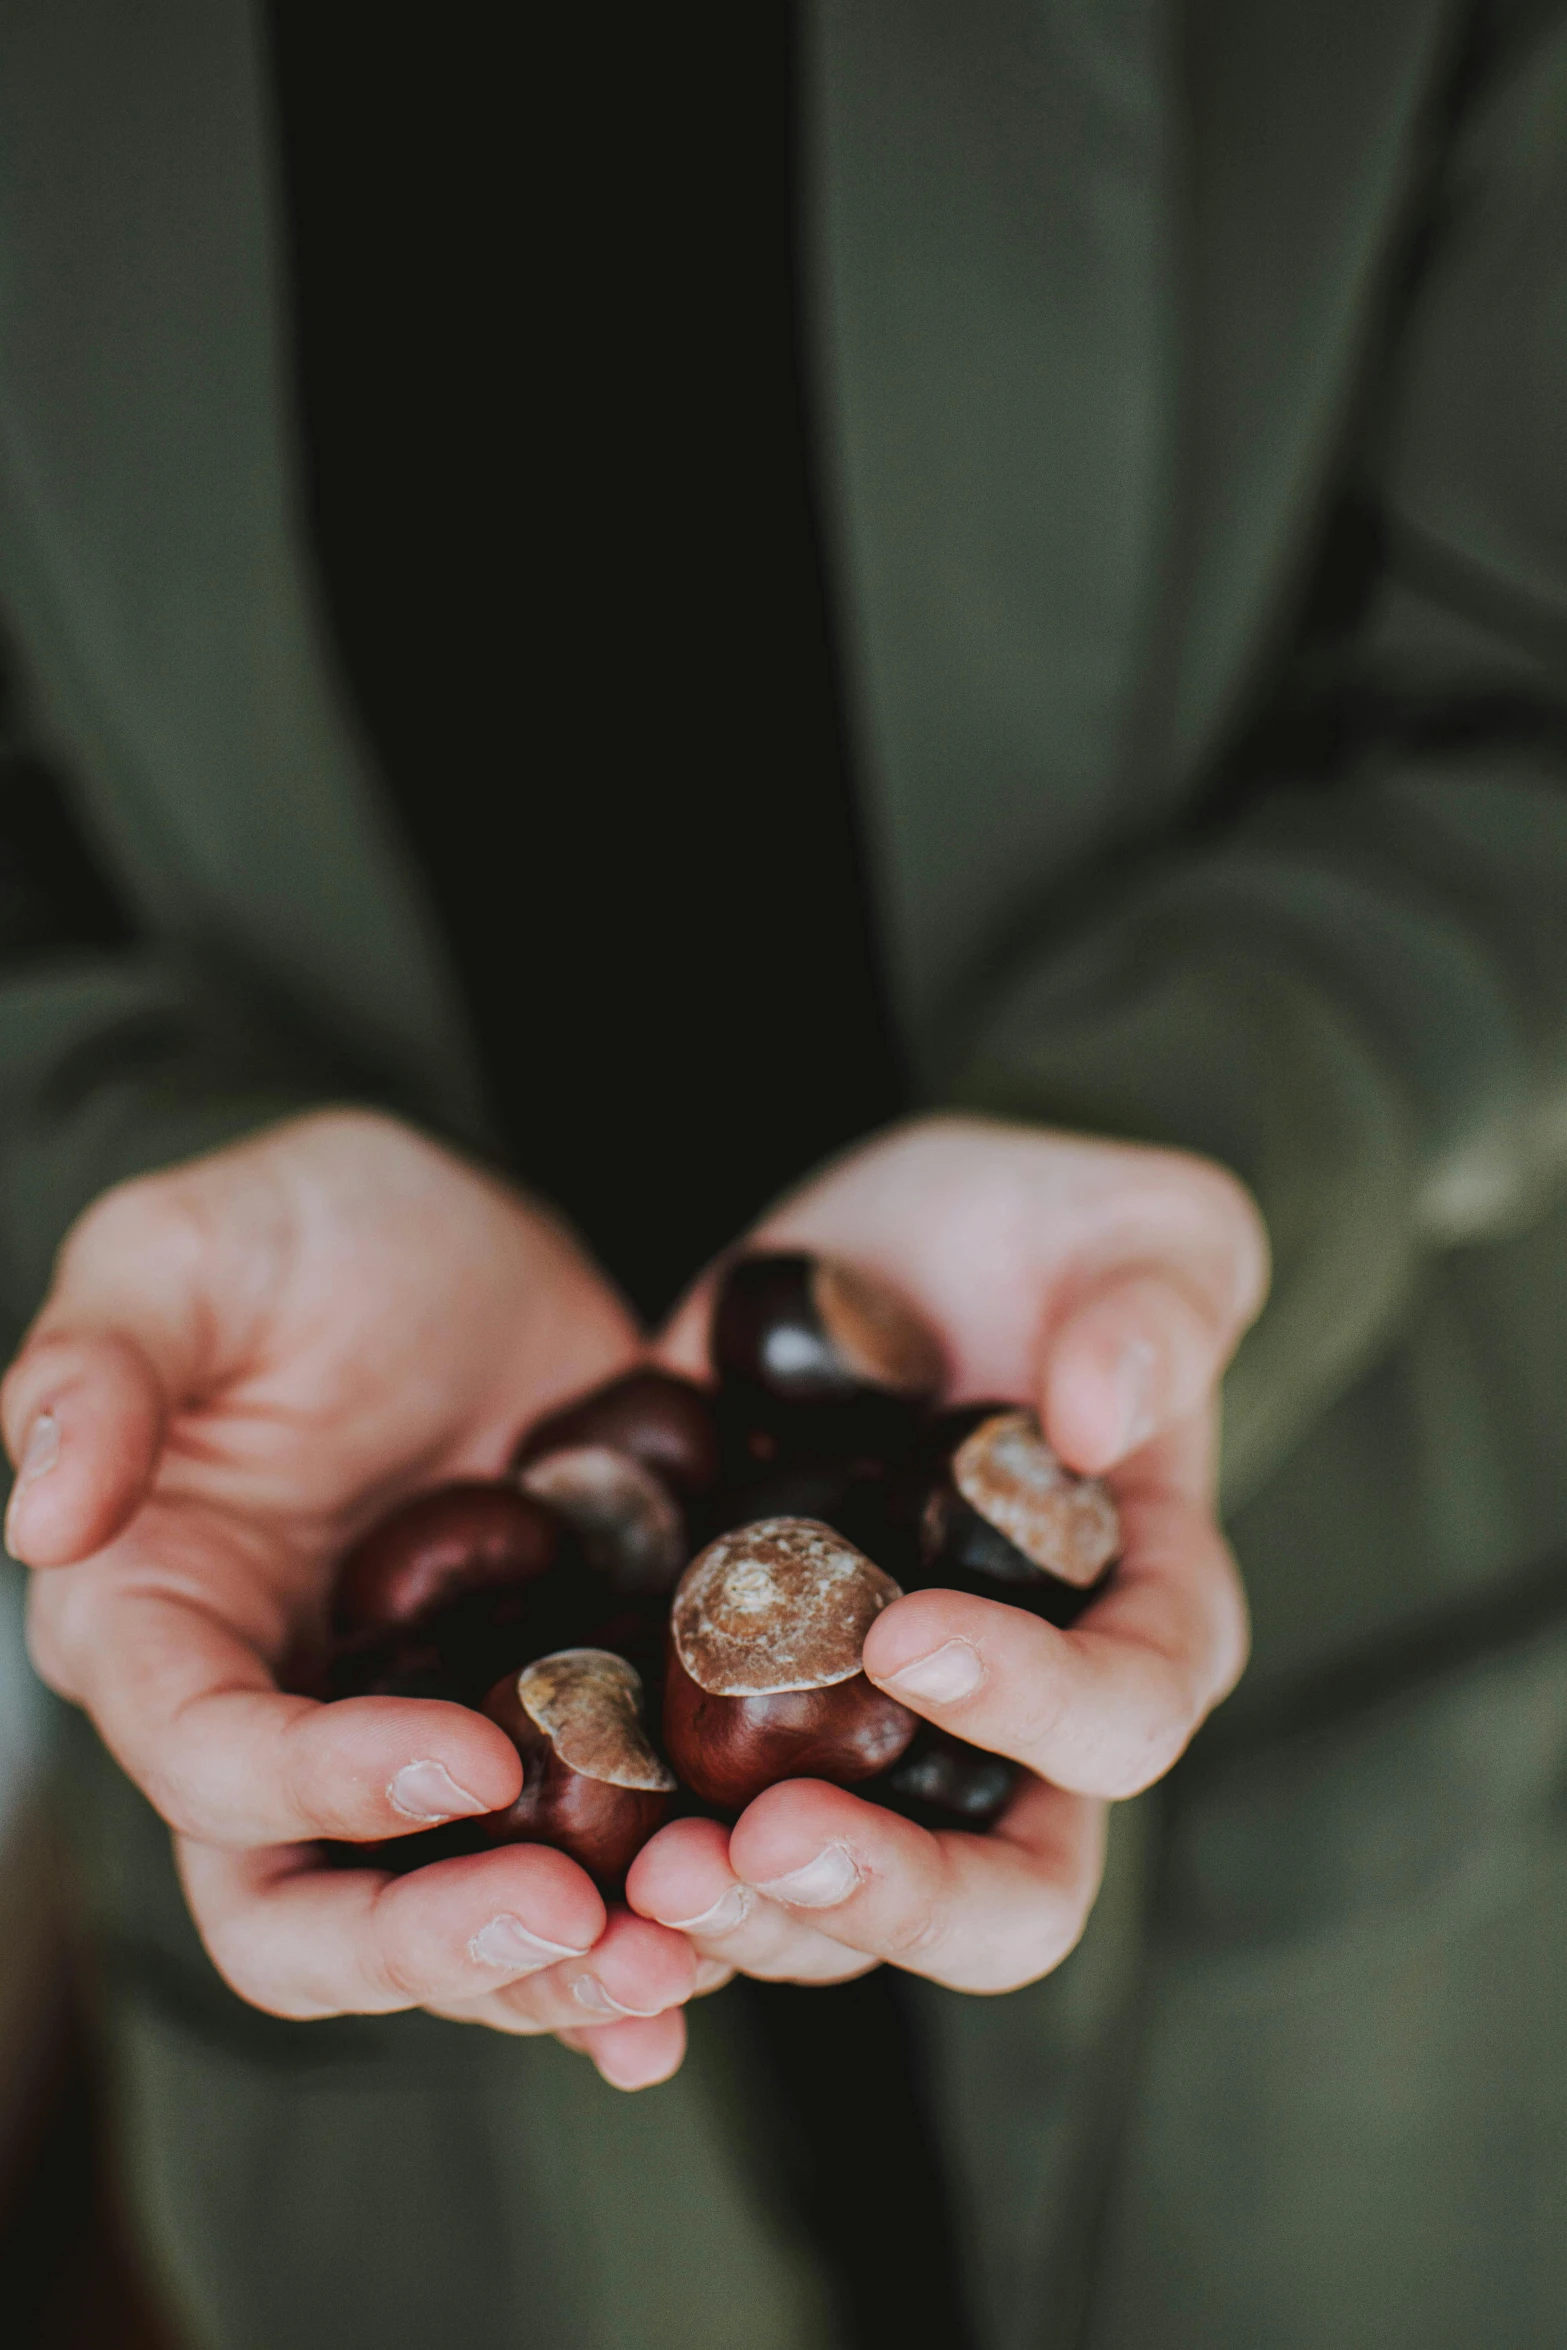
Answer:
[626, 1114, 1267, 1994]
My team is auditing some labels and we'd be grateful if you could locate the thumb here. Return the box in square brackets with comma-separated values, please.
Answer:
[1, 1180, 214, 1567]
[3, 1325, 168, 1567]
[1040, 1268, 1235, 1478]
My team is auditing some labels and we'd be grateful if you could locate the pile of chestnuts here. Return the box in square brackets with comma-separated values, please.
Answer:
[291, 1253, 1120, 1886]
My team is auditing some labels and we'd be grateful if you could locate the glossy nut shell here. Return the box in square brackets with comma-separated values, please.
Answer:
[663, 1649, 915, 1810]
[480, 1650, 674, 1881]
[512, 1369, 719, 1497]
[714, 1252, 943, 1406]
[334, 1481, 560, 1638]
[672, 1516, 901, 1696]
[518, 1444, 685, 1591]
[665, 1515, 915, 1806]
[947, 1409, 1119, 1586]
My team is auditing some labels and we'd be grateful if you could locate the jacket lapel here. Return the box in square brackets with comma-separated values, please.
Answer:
[0, 0, 484, 1131]
[809, 0, 1181, 1068]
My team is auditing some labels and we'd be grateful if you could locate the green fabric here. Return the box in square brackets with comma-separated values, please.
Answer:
[0, 0, 489, 1340]
[56, 1712, 842, 2350]
[2, 1, 1567, 2344]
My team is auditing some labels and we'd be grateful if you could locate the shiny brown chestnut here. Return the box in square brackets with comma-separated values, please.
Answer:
[874, 1726, 1019, 1832]
[333, 1480, 560, 1640]
[663, 1517, 916, 1810]
[516, 1446, 685, 1594]
[916, 1407, 1119, 1628]
[512, 1369, 719, 1497]
[713, 1253, 944, 1416]
[480, 1650, 676, 1881]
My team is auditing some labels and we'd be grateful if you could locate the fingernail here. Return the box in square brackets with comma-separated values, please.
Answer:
[571, 1975, 663, 2019]
[750, 1843, 862, 1909]
[388, 1760, 491, 1822]
[17, 1412, 60, 1485]
[882, 1639, 984, 1705]
[1114, 1339, 1159, 1455]
[469, 1914, 589, 1973]
[7, 1413, 61, 1546]
[665, 1885, 754, 1936]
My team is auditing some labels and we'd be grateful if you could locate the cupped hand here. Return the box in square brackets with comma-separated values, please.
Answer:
[628, 1114, 1267, 1996]
[2, 1110, 696, 2089]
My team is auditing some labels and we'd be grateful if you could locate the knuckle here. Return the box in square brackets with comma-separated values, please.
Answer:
[1096, 1705, 1193, 1798]
[493, 1976, 556, 2027]
[987, 1893, 1095, 1994]
[140, 1757, 221, 1841]
[200, 1930, 321, 2020]
[881, 1904, 947, 1963]
[1012, 1684, 1072, 1771]
[364, 1940, 429, 2006]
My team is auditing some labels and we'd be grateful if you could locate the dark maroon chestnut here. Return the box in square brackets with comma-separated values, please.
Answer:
[873, 1726, 1019, 1832]
[516, 1445, 685, 1594]
[480, 1649, 675, 1881]
[334, 1481, 560, 1641]
[714, 1253, 943, 1416]
[512, 1369, 719, 1498]
[663, 1516, 916, 1810]
[915, 1407, 1119, 1628]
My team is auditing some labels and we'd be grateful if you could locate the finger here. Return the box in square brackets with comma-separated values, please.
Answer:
[422, 1911, 698, 2034]
[30, 1534, 525, 1843]
[180, 1841, 696, 2028]
[553, 2012, 689, 2090]
[654, 1269, 721, 1385]
[3, 1330, 169, 1566]
[1, 1165, 228, 1566]
[1041, 1268, 1231, 1476]
[178, 1837, 602, 2019]
[861, 1458, 1249, 1799]
[626, 1817, 879, 1985]
[726, 1776, 1107, 1993]
[656, 1119, 1268, 1421]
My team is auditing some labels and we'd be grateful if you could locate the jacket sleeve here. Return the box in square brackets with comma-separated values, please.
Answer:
[0, 744, 444, 1352]
[0, 955, 335, 1351]
[955, 7, 1567, 1500]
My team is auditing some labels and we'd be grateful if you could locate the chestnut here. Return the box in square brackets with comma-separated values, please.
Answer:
[714, 1253, 943, 1430]
[663, 1516, 916, 1810]
[333, 1480, 561, 1640]
[915, 1407, 1119, 1628]
[715, 1455, 913, 1583]
[873, 1726, 1019, 1832]
[480, 1649, 675, 1882]
[516, 1445, 685, 1594]
[511, 1368, 719, 1498]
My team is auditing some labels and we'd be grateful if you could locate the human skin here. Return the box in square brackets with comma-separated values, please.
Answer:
[3, 1110, 1266, 2077]
[626, 1117, 1266, 1998]
[0, 1112, 700, 2089]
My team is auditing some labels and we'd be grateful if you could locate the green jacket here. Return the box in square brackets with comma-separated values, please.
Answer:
[4, 4, 1567, 2346]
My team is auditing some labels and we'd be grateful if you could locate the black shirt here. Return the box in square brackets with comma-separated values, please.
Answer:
[267, 6, 902, 1324]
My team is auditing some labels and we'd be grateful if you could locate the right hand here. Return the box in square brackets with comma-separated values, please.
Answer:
[2, 1110, 700, 2089]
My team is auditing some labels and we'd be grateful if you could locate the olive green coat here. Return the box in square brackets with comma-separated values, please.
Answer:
[3, 3, 1567, 2344]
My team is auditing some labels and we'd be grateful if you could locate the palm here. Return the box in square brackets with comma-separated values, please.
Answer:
[5, 1114, 699, 2087]
[139, 1120, 638, 1632]
[19, 1111, 643, 1711]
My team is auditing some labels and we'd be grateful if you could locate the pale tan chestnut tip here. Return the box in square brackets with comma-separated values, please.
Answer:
[516, 1649, 676, 1792]
[952, 1410, 1120, 1587]
[672, 1516, 902, 1698]
[517, 1443, 684, 1588]
[810, 1259, 944, 1397]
